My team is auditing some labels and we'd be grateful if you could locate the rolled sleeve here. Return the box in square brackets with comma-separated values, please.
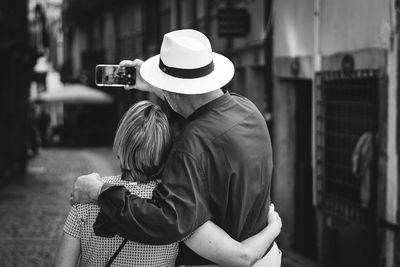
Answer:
[97, 150, 212, 245]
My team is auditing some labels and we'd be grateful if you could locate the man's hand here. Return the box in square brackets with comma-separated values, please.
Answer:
[119, 60, 164, 98]
[70, 172, 104, 205]
[119, 59, 148, 91]
[267, 204, 282, 236]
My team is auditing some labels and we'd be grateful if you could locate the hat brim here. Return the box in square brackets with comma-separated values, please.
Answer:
[140, 52, 234, 95]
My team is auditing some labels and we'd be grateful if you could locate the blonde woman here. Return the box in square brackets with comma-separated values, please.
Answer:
[55, 101, 281, 267]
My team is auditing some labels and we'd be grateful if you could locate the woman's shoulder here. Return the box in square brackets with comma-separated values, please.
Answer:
[100, 175, 159, 198]
[70, 175, 125, 215]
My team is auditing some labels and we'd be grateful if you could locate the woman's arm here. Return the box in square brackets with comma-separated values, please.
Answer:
[54, 232, 81, 267]
[184, 204, 282, 267]
[240, 205, 281, 259]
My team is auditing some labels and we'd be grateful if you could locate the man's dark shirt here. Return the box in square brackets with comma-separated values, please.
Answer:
[96, 92, 273, 265]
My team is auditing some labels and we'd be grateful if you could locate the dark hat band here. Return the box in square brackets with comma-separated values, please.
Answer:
[159, 59, 214, 79]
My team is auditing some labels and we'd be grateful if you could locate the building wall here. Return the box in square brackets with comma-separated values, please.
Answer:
[273, 0, 314, 57]
[272, 0, 397, 266]
[274, 0, 392, 58]
[321, 0, 391, 54]
[272, 0, 314, 256]
[0, 0, 31, 184]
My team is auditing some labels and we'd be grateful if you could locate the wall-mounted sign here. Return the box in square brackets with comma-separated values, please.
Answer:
[217, 8, 250, 38]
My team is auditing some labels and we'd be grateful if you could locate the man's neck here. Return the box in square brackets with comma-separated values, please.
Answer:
[180, 89, 224, 118]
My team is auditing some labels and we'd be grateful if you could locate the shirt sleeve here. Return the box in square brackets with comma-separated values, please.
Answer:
[63, 204, 81, 239]
[97, 150, 212, 245]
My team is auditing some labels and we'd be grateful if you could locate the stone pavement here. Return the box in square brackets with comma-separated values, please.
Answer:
[0, 147, 119, 267]
[0, 147, 310, 267]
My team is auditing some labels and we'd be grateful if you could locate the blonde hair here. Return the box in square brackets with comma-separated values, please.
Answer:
[113, 101, 171, 182]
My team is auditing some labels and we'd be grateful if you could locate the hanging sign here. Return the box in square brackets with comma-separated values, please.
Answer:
[217, 8, 250, 38]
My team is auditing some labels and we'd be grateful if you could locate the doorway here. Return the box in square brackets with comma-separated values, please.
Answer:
[294, 79, 317, 259]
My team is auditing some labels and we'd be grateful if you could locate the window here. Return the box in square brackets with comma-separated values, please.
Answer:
[315, 69, 379, 225]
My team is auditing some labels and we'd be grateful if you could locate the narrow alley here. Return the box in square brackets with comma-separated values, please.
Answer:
[2, 0, 400, 266]
[0, 148, 119, 266]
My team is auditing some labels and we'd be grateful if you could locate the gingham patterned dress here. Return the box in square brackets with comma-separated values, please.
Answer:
[63, 175, 179, 267]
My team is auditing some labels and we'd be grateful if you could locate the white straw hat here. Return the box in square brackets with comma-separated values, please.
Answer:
[140, 29, 235, 94]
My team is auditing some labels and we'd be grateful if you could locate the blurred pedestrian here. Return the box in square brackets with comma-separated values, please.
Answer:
[34, 71, 47, 93]
[70, 29, 277, 265]
[33, 55, 49, 93]
[39, 107, 50, 146]
[27, 103, 40, 156]
[55, 101, 282, 266]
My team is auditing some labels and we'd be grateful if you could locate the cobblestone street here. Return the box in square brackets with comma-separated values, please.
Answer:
[0, 147, 119, 267]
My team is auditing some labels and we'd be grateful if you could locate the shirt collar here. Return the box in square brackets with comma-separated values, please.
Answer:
[186, 91, 231, 123]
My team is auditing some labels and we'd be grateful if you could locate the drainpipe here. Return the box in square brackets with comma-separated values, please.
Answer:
[313, 0, 323, 266]
[312, 0, 321, 208]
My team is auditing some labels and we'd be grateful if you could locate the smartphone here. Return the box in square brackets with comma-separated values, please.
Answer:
[95, 64, 136, 87]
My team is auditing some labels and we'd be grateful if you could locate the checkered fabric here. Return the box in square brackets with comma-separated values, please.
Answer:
[63, 175, 179, 267]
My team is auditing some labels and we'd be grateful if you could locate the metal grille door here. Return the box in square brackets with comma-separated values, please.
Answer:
[315, 70, 379, 225]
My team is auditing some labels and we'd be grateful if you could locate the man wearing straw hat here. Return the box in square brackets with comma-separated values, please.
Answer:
[71, 29, 275, 265]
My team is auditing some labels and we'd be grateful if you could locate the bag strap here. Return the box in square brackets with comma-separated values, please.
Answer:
[105, 238, 128, 267]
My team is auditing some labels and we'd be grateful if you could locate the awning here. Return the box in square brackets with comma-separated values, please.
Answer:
[36, 84, 113, 104]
